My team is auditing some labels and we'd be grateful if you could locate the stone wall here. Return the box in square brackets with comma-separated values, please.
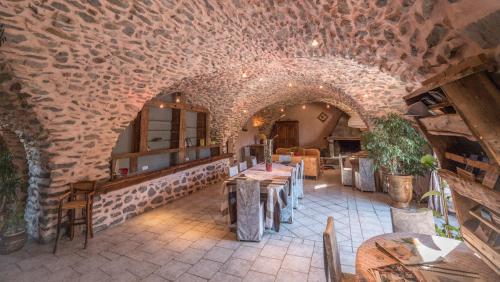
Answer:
[0, 0, 498, 241]
[92, 158, 230, 232]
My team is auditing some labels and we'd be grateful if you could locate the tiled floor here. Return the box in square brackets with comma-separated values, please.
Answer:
[0, 170, 392, 282]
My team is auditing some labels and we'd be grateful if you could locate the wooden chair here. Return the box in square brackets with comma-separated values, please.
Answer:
[250, 156, 257, 167]
[278, 154, 292, 163]
[53, 181, 96, 253]
[236, 179, 265, 241]
[339, 155, 352, 186]
[323, 216, 355, 282]
[228, 165, 239, 177]
[239, 161, 248, 172]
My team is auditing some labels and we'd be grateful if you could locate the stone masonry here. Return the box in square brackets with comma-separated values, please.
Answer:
[93, 158, 230, 233]
[0, 0, 498, 241]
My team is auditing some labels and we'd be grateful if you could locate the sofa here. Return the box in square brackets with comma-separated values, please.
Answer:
[272, 148, 320, 179]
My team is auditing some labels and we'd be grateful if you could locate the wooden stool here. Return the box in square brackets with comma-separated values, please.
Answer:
[53, 181, 96, 253]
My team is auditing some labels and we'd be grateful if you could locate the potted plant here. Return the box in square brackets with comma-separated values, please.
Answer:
[362, 114, 428, 208]
[0, 149, 27, 254]
[420, 154, 461, 239]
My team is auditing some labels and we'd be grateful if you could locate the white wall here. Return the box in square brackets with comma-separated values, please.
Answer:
[279, 103, 342, 149]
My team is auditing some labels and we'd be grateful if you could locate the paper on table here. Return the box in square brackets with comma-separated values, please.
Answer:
[369, 263, 418, 282]
[420, 269, 482, 282]
[377, 236, 460, 265]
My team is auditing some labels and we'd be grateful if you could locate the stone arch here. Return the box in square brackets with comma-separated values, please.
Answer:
[0, 0, 498, 241]
[0, 61, 52, 241]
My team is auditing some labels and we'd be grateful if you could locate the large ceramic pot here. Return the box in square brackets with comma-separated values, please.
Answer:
[0, 229, 27, 254]
[387, 175, 414, 208]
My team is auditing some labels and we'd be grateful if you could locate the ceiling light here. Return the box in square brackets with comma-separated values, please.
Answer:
[160, 104, 164, 108]
[242, 73, 247, 78]
[302, 105, 306, 110]
[280, 108, 284, 112]
[311, 39, 319, 47]
[319, 85, 323, 89]
[288, 83, 292, 87]
[175, 97, 180, 103]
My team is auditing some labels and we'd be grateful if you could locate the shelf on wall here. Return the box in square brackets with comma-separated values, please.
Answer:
[469, 206, 500, 234]
[439, 169, 499, 212]
[461, 221, 499, 274]
[420, 114, 476, 141]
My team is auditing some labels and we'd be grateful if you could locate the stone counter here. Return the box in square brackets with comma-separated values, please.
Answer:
[92, 158, 230, 232]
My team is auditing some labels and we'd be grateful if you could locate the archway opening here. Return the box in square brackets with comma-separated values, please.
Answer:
[0, 129, 29, 245]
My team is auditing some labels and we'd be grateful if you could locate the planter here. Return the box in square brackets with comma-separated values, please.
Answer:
[0, 229, 27, 254]
[387, 175, 414, 208]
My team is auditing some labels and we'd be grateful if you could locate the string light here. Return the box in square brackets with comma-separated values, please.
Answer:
[326, 104, 330, 109]
[319, 85, 323, 89]
[243, 109, 248, 113]
[160, 104, 164, 108]
[311, 39, 319, 47]
[242, 72, 247, 78]
[302, 105, 306, 110]
[259, 77, 263, 81]
[288, 83, 292, 87]
[175, 97, 181, 103]
[280, 108, 284, 112]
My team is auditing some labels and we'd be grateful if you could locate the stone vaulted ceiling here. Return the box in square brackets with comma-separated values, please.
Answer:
[0, 0, 499, 240]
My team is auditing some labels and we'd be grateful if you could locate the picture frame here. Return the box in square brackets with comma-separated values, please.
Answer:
[317, 112, 329, 122]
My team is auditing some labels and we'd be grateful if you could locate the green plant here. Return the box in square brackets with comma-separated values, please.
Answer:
[0, 149, 24, 234]
[419, 154, 461, 240]
[421, 183, 462, 240]
[362, 113, 429, 176]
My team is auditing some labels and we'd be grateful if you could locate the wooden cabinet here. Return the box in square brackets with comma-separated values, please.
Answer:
[404, 55, 500, 274]
[274, 121, 299, 151]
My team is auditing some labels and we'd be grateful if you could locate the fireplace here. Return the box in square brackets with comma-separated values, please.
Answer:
[328, 137, 361, 156]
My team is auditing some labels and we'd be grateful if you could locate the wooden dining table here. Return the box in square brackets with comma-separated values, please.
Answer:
[355, 232, 498, 281]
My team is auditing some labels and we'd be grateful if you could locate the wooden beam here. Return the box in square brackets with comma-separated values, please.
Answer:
[445, 152, 499, 173]
[111, 144, 221, 160]
[206, 113, 211, 145]
[438, 169, 499, 212]
[99, 154, 233, 193]
[422, 54, 493, 87]
[419, 114, 476, 141]
[148, 99, 209, 113]
[139, 106, 149, 152]
[178, 109, 186, 163]
[442, 72, 500, 165]
[129, 157, 137, 174]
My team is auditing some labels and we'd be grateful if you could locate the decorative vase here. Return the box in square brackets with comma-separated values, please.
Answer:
[387, 175, 414, 208]
[0, 229, 27, 254]
[264, 139, 273, 172]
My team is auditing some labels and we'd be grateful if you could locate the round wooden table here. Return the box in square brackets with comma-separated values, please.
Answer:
[355, 232, 498, 281]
